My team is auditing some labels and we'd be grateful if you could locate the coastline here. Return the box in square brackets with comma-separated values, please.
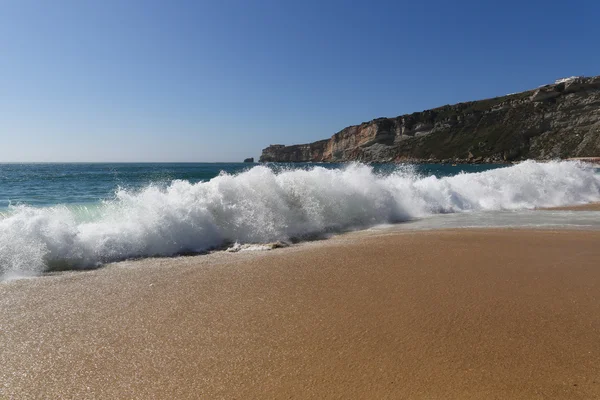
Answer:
[2, 227, 600, 399]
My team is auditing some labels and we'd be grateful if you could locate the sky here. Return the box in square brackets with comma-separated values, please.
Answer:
[1, 0, 599, 162]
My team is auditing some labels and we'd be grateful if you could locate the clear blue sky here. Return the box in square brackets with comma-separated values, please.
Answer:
[1, 0, 599, 162]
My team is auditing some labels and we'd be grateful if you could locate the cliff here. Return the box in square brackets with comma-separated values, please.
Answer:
[260, 76, 600, 163]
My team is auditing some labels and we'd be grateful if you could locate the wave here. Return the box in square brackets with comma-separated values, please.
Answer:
[1, 161, 599, 278]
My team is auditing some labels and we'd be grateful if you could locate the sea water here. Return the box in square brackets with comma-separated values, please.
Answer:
[1, 161, 599, 277]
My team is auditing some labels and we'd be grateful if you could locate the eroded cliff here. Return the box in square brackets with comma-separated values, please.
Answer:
[260, 76, 600, 163]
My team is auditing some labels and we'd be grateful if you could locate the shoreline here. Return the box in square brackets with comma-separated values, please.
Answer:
[2, 228, 600, 399]
[545, 202, 600, 211]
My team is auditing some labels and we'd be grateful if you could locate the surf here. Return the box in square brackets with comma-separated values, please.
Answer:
[1, 160, 599, 278]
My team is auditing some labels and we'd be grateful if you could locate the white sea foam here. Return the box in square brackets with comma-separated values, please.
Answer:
[1, 161, 599, 278]
[226, 242, 284, 252]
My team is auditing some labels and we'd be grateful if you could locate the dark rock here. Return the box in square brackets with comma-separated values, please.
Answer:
[243, 157, 254, 163]
[259, 140, 329, 162]
[530, 87, 561, 102]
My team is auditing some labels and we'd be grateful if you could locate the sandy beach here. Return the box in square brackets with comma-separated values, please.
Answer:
[2, 228, 600, 399]
[547, 202, 600, 211]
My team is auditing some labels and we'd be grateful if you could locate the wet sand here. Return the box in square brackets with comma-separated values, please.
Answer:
[2, 229, 600, 399]
[547, 202, 600, 211]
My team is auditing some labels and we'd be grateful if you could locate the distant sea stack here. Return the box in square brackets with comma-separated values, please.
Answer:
[260, 76, 600, 163]
[243, 157, 254, 163]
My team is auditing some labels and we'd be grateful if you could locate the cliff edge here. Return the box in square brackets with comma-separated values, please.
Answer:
[260, 76, 600, 163]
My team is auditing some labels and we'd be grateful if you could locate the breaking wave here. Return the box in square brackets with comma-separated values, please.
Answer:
[1, 161, 599, 277]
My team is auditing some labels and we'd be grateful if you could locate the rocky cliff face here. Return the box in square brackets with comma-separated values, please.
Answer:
[260, 140, 330, 163]
[259, 76, 600, 163]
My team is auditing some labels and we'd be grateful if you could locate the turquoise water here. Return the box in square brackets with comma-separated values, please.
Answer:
[1, 161, 599, 277]
[0, 162, 504, 209]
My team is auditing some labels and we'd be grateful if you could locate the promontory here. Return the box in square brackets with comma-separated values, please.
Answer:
[260, 76, 600, 163]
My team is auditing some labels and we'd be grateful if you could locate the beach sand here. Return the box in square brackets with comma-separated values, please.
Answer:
[2, 228, 600, 399]
[547, 202, 600, 211]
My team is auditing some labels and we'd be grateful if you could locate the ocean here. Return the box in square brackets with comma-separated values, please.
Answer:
[1, 161, 599, 278]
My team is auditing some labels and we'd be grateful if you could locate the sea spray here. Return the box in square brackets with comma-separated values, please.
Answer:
[1, 161, 599, 277]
